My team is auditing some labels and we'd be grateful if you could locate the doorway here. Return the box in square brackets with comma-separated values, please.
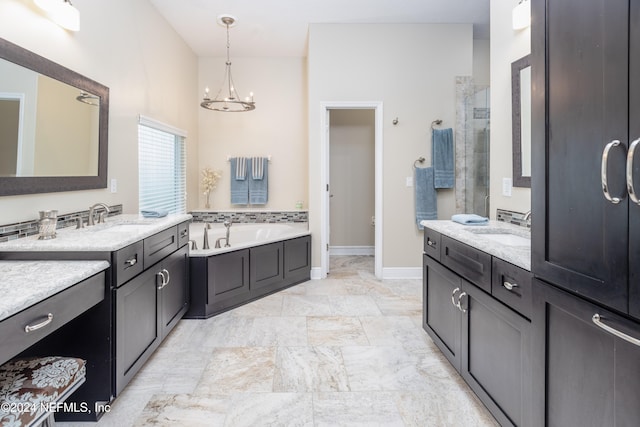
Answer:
[319, 101, 383, 279]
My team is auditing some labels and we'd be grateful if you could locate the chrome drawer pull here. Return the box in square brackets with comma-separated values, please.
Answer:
[457, 292, 467, 313]
[503, 281, 519, 291]
[124, 257, 137, 268]
[451, 287, 460, 308]
[25, 313, 54, 333]
[162, 268, 170, 286]
[427, 239, 436, 247]
[592, 314, 640, 347]
[601, 140, 626, 204]
[627, 138, 640, 205]
[157, 271, 167, 290]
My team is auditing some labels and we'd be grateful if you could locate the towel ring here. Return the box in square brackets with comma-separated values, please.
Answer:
[431, 119, 443, 130]
[413, 157, 426, 168]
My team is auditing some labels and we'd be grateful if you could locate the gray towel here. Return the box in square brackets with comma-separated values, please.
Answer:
[230, 157, 249, 204]
[415, 166, 437, 229]
[432, 128, 454, 188]
[249, 157, 268, 205]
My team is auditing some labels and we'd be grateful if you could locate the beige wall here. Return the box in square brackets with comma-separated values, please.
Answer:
[329, 109, 375, 247]
[473, 39, 490, 87]
[308, 24, 473, 269]
[0, 0, 199, 224]
[197, 57, 308, 211]
[489, 0, 531, 217]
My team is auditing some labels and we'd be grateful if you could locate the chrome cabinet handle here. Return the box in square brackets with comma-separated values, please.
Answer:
[162, 269, 170, 286]
[592, 314, 640, 347]
[157, 271, 167, 290]
[451, 287, 460, 308]
[180, 229, 188, 238]
[457, 292, 467, 313]
[25, 313, 54, 333]
[627, 138, 640, 205]
[601, 140, 626, 204]
[427, 239, 436, 247]
[503, 281, 519, 291]
[124, 257, 137, 268]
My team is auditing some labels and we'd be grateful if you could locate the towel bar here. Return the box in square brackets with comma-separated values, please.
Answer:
[226, 155, 272, 162]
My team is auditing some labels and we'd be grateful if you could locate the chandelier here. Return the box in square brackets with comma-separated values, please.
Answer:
[200, 15, 255, 112]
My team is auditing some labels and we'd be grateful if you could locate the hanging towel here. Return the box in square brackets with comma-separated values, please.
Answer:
[432, 128, 455, 189]
[249, 157, 269, 205]
[251, 156, 265, 180]
[451, 214, 489, 225]
[230, 157, 249, 204]
[415, 166, 437, 230]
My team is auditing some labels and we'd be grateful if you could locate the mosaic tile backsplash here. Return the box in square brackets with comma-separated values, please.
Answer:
[190, 210, 308, 224]
[496, 208, 531, 228]
[0, 205, 123, 243]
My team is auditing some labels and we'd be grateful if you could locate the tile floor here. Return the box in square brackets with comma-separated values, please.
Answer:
[61, 256, 498, 427]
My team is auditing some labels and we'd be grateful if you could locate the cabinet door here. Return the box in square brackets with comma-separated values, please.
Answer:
[532, 279, 640, 426]
[283, 235, 311, 285]
[115, 267, 160, 395]
[423, 255, 461, 370]
[460, 281, 531, 427]
[160, 245, 188, 338]
[532, 0, 629, 312]
[629, 0, 640, 320]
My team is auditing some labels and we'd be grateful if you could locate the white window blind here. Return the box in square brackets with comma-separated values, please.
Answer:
[138, 116, 186, 214]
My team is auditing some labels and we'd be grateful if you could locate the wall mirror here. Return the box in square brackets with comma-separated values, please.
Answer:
[0, 37, 108, 196]
[511, 54, 531, 188]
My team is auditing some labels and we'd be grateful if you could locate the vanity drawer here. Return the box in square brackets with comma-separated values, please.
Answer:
[113, 241, 144, 287]
[492, 258, 533, 319]
[144, 226, 178, 268]
[0, 272, 105, 366]
[177, 221, 190, 248]
[441, 236, 492, 293]
[423, 228, 441, 262]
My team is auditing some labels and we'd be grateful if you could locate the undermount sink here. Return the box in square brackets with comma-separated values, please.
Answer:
[90, 222, 154, 233]
[468, 228, 531, 247]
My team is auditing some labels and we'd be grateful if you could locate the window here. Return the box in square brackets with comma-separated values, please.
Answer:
[138, 115, 186, 214]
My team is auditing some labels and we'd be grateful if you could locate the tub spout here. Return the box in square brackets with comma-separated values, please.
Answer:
[203, 226, 210, 250]
[215, 237, 227, 249]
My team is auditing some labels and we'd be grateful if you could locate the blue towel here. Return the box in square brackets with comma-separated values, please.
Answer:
[432, 128, 454, 189]
[415, 166, 437, 230]
[230, 157, 249, 204]
[141, 209, 168, 218]
[249, 157, 268, 205]
[451, 214, 489, 225]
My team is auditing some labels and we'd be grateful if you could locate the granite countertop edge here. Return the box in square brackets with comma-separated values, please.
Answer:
[421, 219, 531, 271]
[0, 260, 110, 322]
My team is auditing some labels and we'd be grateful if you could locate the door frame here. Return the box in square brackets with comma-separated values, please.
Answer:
[319, 101, 383, 279]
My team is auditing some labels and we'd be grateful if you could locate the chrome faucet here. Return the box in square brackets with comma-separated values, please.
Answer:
[523, 210, 532, 226]
[214, 237, 227, 249]
[188, 240, 198, 250]
[203, 226, 210, 250]
[88, 203, 111, 226]
[224, 220, 231, 247]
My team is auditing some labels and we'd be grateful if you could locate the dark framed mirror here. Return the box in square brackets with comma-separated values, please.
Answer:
[0, 37, 108, 196]
[512, 54, 531, 188]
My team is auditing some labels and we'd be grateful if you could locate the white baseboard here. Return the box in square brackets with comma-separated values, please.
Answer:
[310, 267, 324, 280]
[329, 246, 375, 256]
[381, 267, 422, 280]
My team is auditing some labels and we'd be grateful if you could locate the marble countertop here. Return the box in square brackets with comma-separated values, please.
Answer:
[421, 220, 531, 271]
[0, 260, 110, 322]
[0, 214, 192, 253]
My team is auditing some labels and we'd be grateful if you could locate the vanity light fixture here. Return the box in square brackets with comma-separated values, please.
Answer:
[34, 0, 80, 32]
[200, 15, 255, 112]
[512, 0, 530, 30]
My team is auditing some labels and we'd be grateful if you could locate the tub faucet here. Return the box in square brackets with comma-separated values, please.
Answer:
[203, 226, 210, 250]
[214, 237, 227, 249]
[224, 220, 232, 247]
[188, 240, 198, 250]
[523, 210, 532, 226]
[88, 203, 110, 226]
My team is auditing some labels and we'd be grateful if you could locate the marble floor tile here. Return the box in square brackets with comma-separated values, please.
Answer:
[307, 316, 370, 346]
[61, 256, 497, 426]
[273, 346, 350, 392]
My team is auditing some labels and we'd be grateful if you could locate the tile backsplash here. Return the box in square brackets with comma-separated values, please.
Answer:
[0, 205, 123, 243]
[496, 208, 531, 228]
[190, 210, 308, 224]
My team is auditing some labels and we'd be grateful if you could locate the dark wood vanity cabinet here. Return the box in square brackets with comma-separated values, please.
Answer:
[532, 0, 640, 318]
[423, 235, 532, 427]
[532, 279, 640, 427]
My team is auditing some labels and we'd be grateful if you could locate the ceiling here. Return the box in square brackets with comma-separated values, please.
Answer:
[149, 0, 490, 58]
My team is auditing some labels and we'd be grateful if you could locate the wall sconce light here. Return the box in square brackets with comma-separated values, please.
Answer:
[34, 0, 80, 32]
[512, 0, 530, 30]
